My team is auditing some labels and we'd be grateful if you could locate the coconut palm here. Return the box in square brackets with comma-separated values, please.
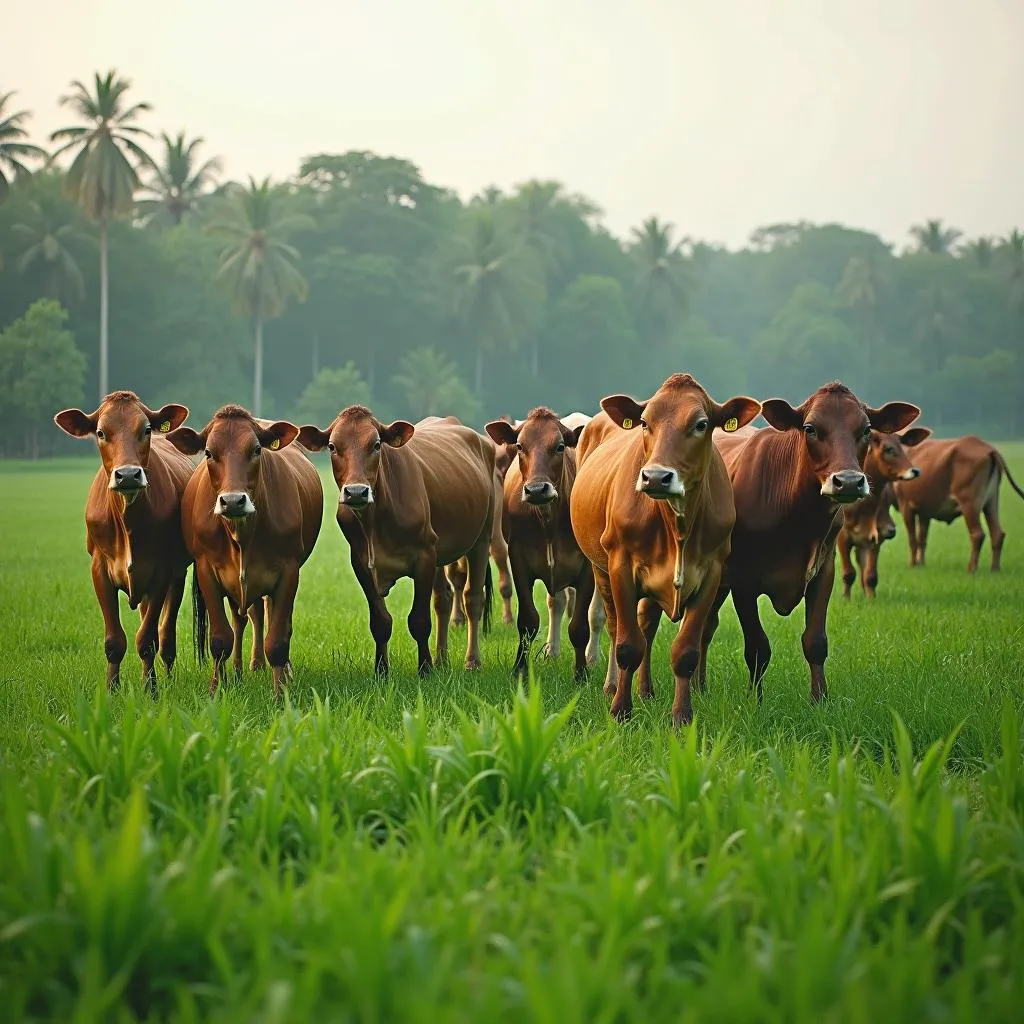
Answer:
[206, 177, 314, 416]
[137, 131, 222, 226]
[49, 71, 153, 400]
[963, 237, 995, 270]
[12, 199, 89, 303]
[1000, 229, 1024, 312]
[0, 90, 47, 202]
[909, 219, 962, 255]
[630, 216, 689, 329]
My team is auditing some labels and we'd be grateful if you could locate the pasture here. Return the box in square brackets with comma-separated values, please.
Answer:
[2, 449, 1024, 1023]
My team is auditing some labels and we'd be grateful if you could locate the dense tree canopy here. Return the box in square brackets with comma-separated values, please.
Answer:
[0, 76, 1021, 456]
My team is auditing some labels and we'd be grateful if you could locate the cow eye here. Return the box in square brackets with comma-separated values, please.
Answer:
[861, 425, 872, 440]
[694, 419, 708, 434]
[328, 442, 336, 453]
[639, 419, 649, 432]
[96, 429, 106, 442]
[204, 449, 212, 460]
[516, 443, 524, 453]
[803, 424, 817, 438]
[373, 439, 382, 452]
[143, 424, 152, 437]
[555, 442, 565, 453]
[253, 444, 261, 457]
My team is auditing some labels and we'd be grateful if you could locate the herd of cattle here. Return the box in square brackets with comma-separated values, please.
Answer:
[53, 376, 1023, 727]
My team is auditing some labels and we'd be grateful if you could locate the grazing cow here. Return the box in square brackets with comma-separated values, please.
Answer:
[484, 407, 597, 679]
[167, 405, 323, 696]
[837, 427, 932, 597]
[701, 382, 920, 705]
[54, 391, 192, 690]
[297, 407, 495, 675]
[571, 374, 761, 726]
[893, 435, 1024, 572]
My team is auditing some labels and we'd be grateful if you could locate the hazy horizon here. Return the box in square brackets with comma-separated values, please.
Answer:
[7, 0, 1022, 249]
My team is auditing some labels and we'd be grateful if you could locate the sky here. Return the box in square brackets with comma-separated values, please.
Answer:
[7, 0, 1022, 249]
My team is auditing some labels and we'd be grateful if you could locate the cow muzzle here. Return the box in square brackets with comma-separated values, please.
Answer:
[110, 464, 148, 493]
[341, 483, 373, 508]
[522, 480, 557, 506]
[899, 467, 921, 481]
[821, 470, 869, 503]
[217, 491, 256, 519]
[636, 465, 683, 499]
[880, 523, 897, 541]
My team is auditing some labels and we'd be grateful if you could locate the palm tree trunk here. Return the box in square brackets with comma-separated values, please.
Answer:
[253, 318, 264, 417]
[99, 215, 109, 402]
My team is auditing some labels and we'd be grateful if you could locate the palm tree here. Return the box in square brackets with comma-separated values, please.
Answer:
[206, 177, 314, 416]
[49, 71, 153, 401]
[12, 199, 89, 303]
[137, 131, 222, 226]
[909, 219, 962, 255]
[999, 229, 1024, 312]
[630, 216, 689, 332]
[963, 237, 995, 269]
[0, 90, 47, 201]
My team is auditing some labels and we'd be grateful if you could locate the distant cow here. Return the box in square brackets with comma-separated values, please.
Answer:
[893, 435, 1024, 572]
[54, 391, 192, 690]
[571, 374, 761, 726]
[485, 407, 597, 679]
[702, 383, 919, 704]
[837, 427, 932, 597]
[168, 405, 323, 696]
[298, 407, 495, 675]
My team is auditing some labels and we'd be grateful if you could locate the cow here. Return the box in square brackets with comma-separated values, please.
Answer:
[699, 382, 920, 706]
[167, 405, 323, 696]
[893, 435, 1024, 572]
[484, 407, 598, 680]
[54, 391, 192, 691]
[570, 374, 761, 727]
[837, 427, 932, 597]
[297, 407, 496, 675]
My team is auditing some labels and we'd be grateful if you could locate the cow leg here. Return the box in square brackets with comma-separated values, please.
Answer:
[585, 589, 605, 667]
[408, 556, 436, 676]
[92, 559, 126, 690]
[962, 502, 985, 573]
[448, 558, 468, 628]
[510, 548, 539, 678]
[249, 599, 267, 672]
[608, 553, 643, 722]
[670, 564, 723, 728]
[567, 569, 595, 682]
[861, 545, 879, 598]
[696, 586, 729, 694]
[265, 567, 299, 698]
[432, 567, 453, 666]
[802, 559, 835, 703]
[348, 548, 392, 676]
[543, 589, 567, 659]
[463, 538, 490, 671]
[916, 517, 931, 567]
[837, 532, 855, 598]
[158, 572, 186, 676]
[902, 506, 919, 566]
[732, 588, 771, 702]
[229, 608, 247, 680]
[135, 584, 167, 694]
[197, 564, 232, 695]
[592, 567, 618, 697]
[983, 494, 1005, 571]
[634, 599, 662, 700]
[492, 541, 515, 626]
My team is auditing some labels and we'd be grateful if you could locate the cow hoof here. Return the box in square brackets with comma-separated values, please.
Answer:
[609, 702, 632, 723]
[573, 667, 588, 683]
[464, 657, 482, 671]
[638, 686, 655, 700]
[602, 680, 616, 698]
[451, 615, 466, 628]
[541, 644, 561, 660]
[672, 709, 692, 729]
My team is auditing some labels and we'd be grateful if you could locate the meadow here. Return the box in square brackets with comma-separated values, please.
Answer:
[1, 450, 1023, 1023]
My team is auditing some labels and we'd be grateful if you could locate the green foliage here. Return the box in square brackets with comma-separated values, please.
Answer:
[136, 131, 222, 227]
[390, 347, 480, 424]
[294, 363, 373, 425]
[0, 90, 48, 202]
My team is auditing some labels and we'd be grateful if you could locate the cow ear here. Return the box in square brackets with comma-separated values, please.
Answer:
[54, 408, 96, 438]
[601, 395, 646, 430]
[867, 402, 920, 435]
[147, 403, 189, 434]
[381, 420, 415, 448]
[297, 425, 330, 452]
[166, 426, 206, 455]
[759, 399, 802, 432]
[258, 420, 299, 451]
[898, 426, 932, 447]
[712, 396, 761, 433]
[485, 419, 519, 446]
[564, 424, 586, 448]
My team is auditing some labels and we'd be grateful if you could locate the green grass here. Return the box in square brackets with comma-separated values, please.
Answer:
[2, 447, 1024, 1022]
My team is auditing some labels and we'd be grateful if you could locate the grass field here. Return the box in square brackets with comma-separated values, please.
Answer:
[2, 448, 1024, 1022]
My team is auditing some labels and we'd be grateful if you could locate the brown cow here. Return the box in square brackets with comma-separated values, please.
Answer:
[485, 407, 596, 680]
[700, 383, 920, 705]
[837, 427, 932, 597]
[297, 407, 495, 675]
[54, 391, 192, 690]
[571, 374, 761, 726]
[893, 435, 1024, 572]
[167, 405, 323, 696]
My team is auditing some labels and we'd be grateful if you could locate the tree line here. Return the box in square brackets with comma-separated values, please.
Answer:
[1, 72, 1022, 458]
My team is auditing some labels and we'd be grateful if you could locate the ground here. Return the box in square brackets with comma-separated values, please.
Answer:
[1, 449, 1023, 1023]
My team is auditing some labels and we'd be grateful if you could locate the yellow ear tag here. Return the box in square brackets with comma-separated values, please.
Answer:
[159, 420, 171, 433]
[622, 418, 633, 430]
[724, 417, 739, 432]
[269, 438, 281, 450]
[393, 437, 404, 447]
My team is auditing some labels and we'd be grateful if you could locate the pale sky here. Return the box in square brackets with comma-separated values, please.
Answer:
[8, 0, 1022, 249]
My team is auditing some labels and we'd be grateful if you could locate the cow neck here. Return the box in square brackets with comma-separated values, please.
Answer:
[790, 437, 846, 584]
[530, 453, 576, 594]
[107, 481, 151, 605]
[657, 474, 705, 621]
[220, 464, 267, 613]
[352, 449, 395, 594]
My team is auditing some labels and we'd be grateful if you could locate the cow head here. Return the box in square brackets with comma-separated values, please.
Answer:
[297, 405, 414, 509]
[166, 405, 298, 520]
[601, 374, 761, 509]
[485, 408, 584, 507]
[54, 391, 189, 500]
[760, 383, 920, 504]
[867, 427, 932, 483]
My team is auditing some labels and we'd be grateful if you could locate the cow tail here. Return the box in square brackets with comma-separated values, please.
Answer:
[482, 561, 494, 636]
[191, 565, 208, 663]
[994, 450, 1024, 501]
